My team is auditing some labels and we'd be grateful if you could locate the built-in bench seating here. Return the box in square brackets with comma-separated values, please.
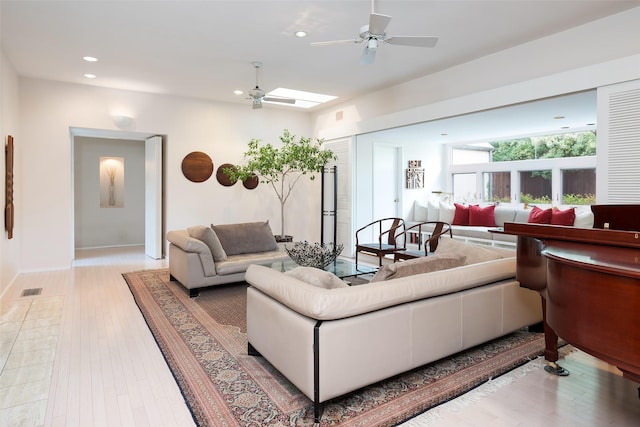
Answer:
[405, 201, 594, 248]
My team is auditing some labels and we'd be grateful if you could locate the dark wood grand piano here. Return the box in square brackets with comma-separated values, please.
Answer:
[503, 205, 640, 386]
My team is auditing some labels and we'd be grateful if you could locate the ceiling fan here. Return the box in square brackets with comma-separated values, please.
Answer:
[247, 62, 296, 109]
[311, 0, 439, 64]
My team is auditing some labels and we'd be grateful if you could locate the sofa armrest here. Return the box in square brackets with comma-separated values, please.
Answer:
[167, 230, 209, 254]
[167, 229, 217, 277]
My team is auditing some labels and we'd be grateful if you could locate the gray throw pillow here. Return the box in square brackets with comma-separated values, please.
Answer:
[285, 266, 349, 289]
[187, 225, 227, 261]
[369, 253, 466, 282]
[212, 221, 278, 255]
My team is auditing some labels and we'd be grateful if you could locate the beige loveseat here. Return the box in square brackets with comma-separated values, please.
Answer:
[245, 239, 543, 423]
[166, 221, 290, 296]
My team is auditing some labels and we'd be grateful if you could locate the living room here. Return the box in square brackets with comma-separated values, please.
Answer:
[1, 1, 640, 426]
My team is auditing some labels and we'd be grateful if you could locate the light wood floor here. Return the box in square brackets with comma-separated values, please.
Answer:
[1, 247, 638, 426]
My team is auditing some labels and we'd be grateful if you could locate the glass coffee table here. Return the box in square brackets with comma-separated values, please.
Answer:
[269, 258, 377, 283]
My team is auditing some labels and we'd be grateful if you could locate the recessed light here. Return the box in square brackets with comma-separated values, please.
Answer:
[294, 31, 308, 38]
[553, 115, 565, 120]
[234, 90, 244, 95]
[83, 56, 98, 62]
[84, 73, 97, 79]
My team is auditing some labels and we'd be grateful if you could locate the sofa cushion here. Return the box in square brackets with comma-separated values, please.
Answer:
[494, 205, 518, 226]
[214, 250, 289, 275]
[551, 207, 576, 226]
[452, 203, 470, 225]
[573, 206, 594, 228]
[427, 201, 439, 221]
[212, 221, 278, 255]
[468, 204, 496, 226]
[414, 201, 429, 222]
[370, 253, 466, 282]
[527, 206, 552, 224]
[187, 225, 227, 261]
[285, 267, 349, 289]
[435, 237, 506, 265]
[439, 202, 455, 223]
[514, 208, 532, 223]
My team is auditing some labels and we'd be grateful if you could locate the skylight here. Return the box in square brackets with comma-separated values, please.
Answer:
[264, 88, 337, 109]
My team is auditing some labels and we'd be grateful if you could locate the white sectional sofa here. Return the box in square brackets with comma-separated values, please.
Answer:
[406, 201, 594, 247]
[166, 221, 290, 296]
[245, 239, 543, 423]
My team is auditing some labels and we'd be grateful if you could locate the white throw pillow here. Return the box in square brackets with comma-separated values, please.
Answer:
[284, 267, 349, 289]
[573, 206, 594, 228]
[435, 237, 505, 265]
[438, 202, 455, 224]
[427, 201, 440, 221]
[414, 201, 429, 222]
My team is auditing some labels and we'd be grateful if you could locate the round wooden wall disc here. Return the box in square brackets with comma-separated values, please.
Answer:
[243, 174, 259, 190]
[216, 163, 238, 186]
[181, 151, 213, 182]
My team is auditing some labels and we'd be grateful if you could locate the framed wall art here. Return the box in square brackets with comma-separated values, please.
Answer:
[405, 160, 424, 189]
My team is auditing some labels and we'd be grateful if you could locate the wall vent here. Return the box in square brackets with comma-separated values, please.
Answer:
[21, 288, 43, 297]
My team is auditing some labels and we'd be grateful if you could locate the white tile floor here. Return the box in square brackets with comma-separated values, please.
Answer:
[1, 296, 62, 425]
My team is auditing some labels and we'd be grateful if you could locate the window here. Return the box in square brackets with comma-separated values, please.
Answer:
[483, 172, 510, 202]
[562, 168, 596, 205]
[453, 173, 477, 202]
[520, 170, 551, 204]
[490, 131, 596, 162]
[449, 131, 597, 205]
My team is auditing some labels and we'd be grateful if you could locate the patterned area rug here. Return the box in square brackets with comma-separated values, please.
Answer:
[124, 269, 547, 427]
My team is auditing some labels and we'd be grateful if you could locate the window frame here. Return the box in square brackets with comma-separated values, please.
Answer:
[447, 153, 596, 204]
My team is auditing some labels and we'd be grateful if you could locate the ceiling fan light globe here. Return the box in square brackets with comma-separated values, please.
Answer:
[367, 38, 378, 49]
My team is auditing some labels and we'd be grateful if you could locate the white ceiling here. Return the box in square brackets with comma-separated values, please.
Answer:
[2, 1, 638, 139]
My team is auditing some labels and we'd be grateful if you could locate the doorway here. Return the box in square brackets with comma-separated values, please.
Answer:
[373, 144, 402, 220]
[70, 128, 164, 259]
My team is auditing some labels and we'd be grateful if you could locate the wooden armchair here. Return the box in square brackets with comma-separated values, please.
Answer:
[355, 217, 406, 266]
[393, 221, 452, 262]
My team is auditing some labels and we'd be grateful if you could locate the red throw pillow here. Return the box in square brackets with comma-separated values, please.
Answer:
[551, 207, 576, 226]
[452, 203, 470, 225]
[469, 204, 497, 226]
[528, 206, 552, 224]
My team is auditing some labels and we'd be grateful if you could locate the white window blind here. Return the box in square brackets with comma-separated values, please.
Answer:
[604, 83, 640, 203]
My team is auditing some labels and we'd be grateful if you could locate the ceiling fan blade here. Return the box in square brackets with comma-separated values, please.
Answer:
[360, 45, 376, 65]
[263, 97, 296, 105]
[311, 39, 361, 46]
[369, 13, 391, 35]
[386, 36, 439, 48]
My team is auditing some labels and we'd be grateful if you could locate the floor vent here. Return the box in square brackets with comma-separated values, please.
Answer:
[21, 288, 43, 297]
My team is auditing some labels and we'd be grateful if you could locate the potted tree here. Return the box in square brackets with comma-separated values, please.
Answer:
[225, 129, 335, 241]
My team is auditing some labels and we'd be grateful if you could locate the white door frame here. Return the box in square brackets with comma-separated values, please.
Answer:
[70, 127, 164, 259]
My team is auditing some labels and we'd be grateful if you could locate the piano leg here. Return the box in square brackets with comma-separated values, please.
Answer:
[541, 297, 570, 376]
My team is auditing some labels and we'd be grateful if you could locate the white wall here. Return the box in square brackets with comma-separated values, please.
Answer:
[74, 136, 145, 248]
[311, 8, 640, 139]
[1, 50, 20, 297]
[17, 78, 312, 272]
